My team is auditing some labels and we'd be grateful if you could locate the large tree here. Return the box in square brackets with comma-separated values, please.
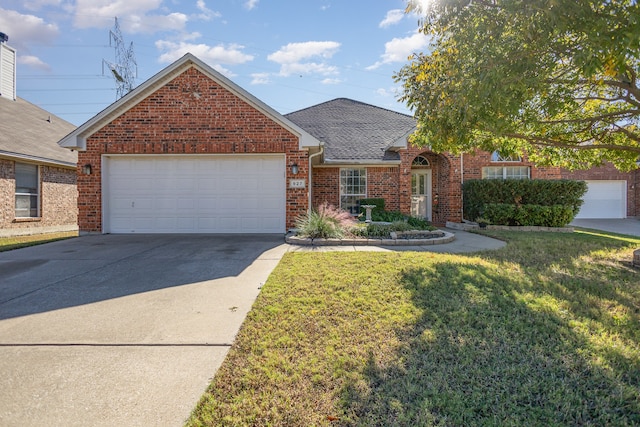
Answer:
[396, 0, 640, 171]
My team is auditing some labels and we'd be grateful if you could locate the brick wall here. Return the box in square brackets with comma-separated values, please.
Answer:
[78, 66, 308, 232]
[312, 167, 340, 208]
[561, 163, 638, 217]
[309, 148, 463, 226]
[367, 166, 401, 212]
[0, 158, 78, 237]
[462, 150, 562, 180]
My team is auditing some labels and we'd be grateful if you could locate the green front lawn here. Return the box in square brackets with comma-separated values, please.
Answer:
[188, 229, 640, 426]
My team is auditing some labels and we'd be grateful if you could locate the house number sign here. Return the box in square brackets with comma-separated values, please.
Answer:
[289, 179, 306, 189]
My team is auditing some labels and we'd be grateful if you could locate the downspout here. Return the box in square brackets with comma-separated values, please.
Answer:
[308, 143, 324, 211]
[460, 154, 464, 222]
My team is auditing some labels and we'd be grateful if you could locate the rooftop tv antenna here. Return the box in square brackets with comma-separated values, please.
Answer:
[102, 17, 137, 99]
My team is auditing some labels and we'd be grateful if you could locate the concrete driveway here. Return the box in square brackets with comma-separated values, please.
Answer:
[570, 218, 640, 237]
[0, 234, 289, 427]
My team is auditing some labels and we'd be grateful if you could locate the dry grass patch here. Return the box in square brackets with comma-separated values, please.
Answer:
[0, 231, 78, 252]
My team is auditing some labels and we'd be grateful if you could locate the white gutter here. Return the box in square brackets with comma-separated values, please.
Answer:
[308, 143, 324, 211]
[460, 154, 465, 220]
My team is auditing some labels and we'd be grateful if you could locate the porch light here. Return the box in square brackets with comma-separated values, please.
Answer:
[82, 164, 92, 175]
[291, 163, 299, 175]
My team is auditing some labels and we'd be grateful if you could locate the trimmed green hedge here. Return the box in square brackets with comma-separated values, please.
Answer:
[483, 203, 576, 227]
[463, 179, 587, 227]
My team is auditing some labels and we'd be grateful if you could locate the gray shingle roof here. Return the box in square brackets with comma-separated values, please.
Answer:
[285, 98, 415, 163]
[0, 97, 77, 167]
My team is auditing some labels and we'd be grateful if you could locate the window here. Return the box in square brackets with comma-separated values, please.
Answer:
[482, 166, 530, 180]
[340, 168, 366, 214]
[412, 155, 430, 167]
[15, 163, 39, 218]
[491, 151, 522, 162]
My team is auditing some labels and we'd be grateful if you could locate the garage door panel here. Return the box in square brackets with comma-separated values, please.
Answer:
[105, 155, 285, 233]
[576, 181, 626, 219]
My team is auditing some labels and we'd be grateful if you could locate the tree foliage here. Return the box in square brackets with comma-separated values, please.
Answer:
[396, 0, 640, 171]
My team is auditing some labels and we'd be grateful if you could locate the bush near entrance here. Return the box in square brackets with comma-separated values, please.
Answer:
[463, 179, 587, 227]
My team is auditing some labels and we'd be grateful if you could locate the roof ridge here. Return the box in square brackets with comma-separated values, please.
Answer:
[285, 97, 414, 119]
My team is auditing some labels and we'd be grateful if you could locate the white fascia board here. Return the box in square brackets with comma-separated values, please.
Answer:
[0, 150, 76, 169]
[318, 159, 401, 167]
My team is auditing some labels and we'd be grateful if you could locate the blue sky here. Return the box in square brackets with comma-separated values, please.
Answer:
[1, 0, 429, 126]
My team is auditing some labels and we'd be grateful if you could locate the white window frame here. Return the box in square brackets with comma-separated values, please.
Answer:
[15, 162, 40, 218]
[340, 168, 367, 214]
[491, 151, 522, 162]
[482, 166, 530, 180]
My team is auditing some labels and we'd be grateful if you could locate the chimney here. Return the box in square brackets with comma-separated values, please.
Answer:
[0, 33, 17, 101]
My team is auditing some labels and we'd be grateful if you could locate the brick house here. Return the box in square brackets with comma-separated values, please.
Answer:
[58, 53, 637, 234]
[288, 98, 638, 224]
[0, 41, 78, 237]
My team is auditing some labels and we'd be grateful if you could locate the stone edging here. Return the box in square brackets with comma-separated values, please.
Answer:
[446, 221, 574, 233]
[285, 230, 456, 246]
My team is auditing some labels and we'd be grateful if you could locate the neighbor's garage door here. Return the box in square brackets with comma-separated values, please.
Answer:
[104, 155, 285, 233]
[575, 180, 627, 219]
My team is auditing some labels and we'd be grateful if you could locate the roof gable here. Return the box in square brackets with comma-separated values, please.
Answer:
[58, 53, 320, 151]
[285, 98, 416, 164]
[0, 96, 77, 167]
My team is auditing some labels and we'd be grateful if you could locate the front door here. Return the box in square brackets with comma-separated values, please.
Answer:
[411, 170, 432, 220]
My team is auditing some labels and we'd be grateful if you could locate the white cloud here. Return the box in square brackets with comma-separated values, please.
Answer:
[195, 0, 221, 21]
[18, 54, 51, 71]
[126, 13, 188, 33]
[245, 0, 259, 10]
[376, 86, 401, 97]
[268, 41, 340, 64]
[73, 0, 187, 33]
[278, 62, 338, 77]
[155, 40, 254, 76]
[321, 78, 342, 85]
[379, 9, 404, 28]
[367, 31, 429, 70]
[267, 41, 341, 77]
[23, 0, 63, 11]
[0, 8, 59, 51]
[250, 73, 271, 85]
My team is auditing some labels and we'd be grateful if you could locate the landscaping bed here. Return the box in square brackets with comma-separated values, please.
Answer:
[286, 229, 454, 246]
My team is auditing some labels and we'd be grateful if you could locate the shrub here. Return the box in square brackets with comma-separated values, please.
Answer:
[371, 210, 407, 222]
[295, 203, 356, 238]
[407, 216, 434, 230]
[464, 179, 587, 226]
[483, 203, 576, 227]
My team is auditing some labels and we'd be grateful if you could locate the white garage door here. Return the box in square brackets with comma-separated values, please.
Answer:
[575, 180, 627, 219]
[104, 155, 285, 233]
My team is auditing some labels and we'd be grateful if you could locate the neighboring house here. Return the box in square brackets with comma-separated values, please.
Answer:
[58, 53, 638, 235]
[0, 41, 78, 238]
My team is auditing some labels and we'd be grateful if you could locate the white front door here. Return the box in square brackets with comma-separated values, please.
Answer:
[411, 170, 432, 220]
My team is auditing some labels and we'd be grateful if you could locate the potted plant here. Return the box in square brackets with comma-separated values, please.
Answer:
[476, 217, 490, 229]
